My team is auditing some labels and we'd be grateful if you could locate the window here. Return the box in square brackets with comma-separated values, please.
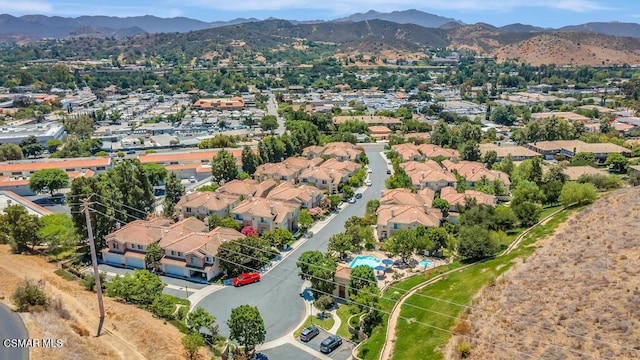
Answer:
[112, 243, 119, 249]
[190, 257, 197, 264]
[11, 172, 21, 176]
[97, 166, 106, 171]
[206, 256, 213, 263]
[66, 168, 75, 172]
[170, 250, 176, 256]
[393, 224, 399, 229]
[137, 244, 143, 250]
[178, 252, 183, 257]
[170, 161, 178, 165]
[186, 207, 192, 213]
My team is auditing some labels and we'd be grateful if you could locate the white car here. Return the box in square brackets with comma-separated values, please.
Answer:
[365, 179, 372, 186]
[367, 168, 373, 173]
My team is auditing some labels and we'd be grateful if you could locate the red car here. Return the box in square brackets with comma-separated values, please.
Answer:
[233, 272, 261, 287]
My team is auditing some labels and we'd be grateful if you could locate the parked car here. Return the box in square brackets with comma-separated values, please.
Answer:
[320, 335, 342, 353]
[386, 169, 392, 174]
[299, 325, 320, 342]
[367, 168, 373, 173]
[233, 272, 261, 287]
[365, 179, 372, 186]
[355, 193, 363, 199]
[189, 176, 196, 183]
[348, 197, 356, 204]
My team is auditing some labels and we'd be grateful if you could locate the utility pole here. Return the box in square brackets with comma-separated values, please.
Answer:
[83, 199, 106, 336]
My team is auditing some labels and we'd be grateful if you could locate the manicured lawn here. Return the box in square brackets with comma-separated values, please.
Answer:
[336, 305, 354, 339]
[293, 315, 335, 338]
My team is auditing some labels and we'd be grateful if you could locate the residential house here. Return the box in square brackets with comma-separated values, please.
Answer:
[400, 161, 457, 191]
[526, 140, 630, 161]
[102, 217, 207, 269]
[561, 166, 610, 181]
[442, 160, 511, 192]
[368, 126, 393, 140]
[193, 97, 244, 111]
[629, 165, 640, 177]
[139, 148, 245, 180]
[266, 182, 323, 208]
[479, 143, 540, 162]
[230, 197, 301, 234]
[416, 144, 459, 159]
[302, 142, 362, 162]
[439, 186, 497, 211]
[217, 179, 277, 199]
[334, 266, 351, 300]
[159, 226, 244, 281]
[298, 159, 360, 194]
[253, 157, 321, 183]
[392, 143, 424, 161]
[380, 188, 435, 207]
[376, 205, 442, 240]
[175, 190, 241, 220]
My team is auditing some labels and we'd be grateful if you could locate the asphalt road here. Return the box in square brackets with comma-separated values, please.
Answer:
[266, 94, 285, 135]
[0, 304, 29, 360]
[194, 143, 389, 341]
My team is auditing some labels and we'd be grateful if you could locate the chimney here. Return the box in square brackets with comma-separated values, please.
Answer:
[178, 213, 184, 221]
[270, 204, 276, 215]
[116, 222, 121, 230]
[215, 189, 220, 199]
[423, 203, 429, 213]
[391, 207, 395, 217]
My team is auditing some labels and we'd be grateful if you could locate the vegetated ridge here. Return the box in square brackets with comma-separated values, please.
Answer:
[446, 187, 640, 360]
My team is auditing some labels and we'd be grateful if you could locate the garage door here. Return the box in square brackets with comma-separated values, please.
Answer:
[126, 256, 145, 269]
[103, 252, 124, 266]
[164, 264, 186, 277]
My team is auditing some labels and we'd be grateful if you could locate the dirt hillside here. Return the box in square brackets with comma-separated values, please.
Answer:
[447, 187, 640, 359]
[0, 246, 210, 360]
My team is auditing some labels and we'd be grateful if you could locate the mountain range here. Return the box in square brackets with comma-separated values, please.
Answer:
[1, 9, 639, 41]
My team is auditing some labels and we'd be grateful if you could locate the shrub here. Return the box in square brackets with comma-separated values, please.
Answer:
[54, 269, 77, 281]
[576, 174, 622, 191]
[12, 279, 48, 312]
[81, 272, 106, 292]
[458, 341, 471, 358]
[50, 297, 72, 320]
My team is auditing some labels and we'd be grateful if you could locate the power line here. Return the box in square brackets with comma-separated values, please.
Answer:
[82, 201, 640, 355]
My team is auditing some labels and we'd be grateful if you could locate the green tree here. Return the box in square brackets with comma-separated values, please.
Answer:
[261, 227, 294, 249]
[493, 153, 515, 176]
[423, 227, 450, 255]
[186, 307, 218, 336]
[297, 251, 337, 298]
[349, 265, 376, 297]
[559, 182, 598, 207]
[145, 243, 164, 273]
[328, 233, 353, 259]
[105, 270, 165, 305]
[65, 114, 94, 139]
[28, 168, 69, 196]
[431, 198, 450, 218]
[260, 115, 279, 133]
[459, 141, 481, 161]
[103, 159, 155, 216]
[181, 333, 204, 360]
[164, 172, 185, 200]
[228, 305, 266, 357]
[207, 214, 241, 231]
[511, 180, 545, 205]
[198, 134, 236, 149]
[314, 295, 334, 318]
[1, 205, 41, 253]
[142, 163, 167, 186]
[605, 153, 628, 172]
[456, 225, 497, 259]
[241, 145, 259, 175]
[211, 149, 238, 184]
[0, 143, 24, 161]
[37, 213, 79, 255]
[482, 150, 498, 169]
[46, 139, 63, 153]
[298, 209, 313, 231]
[490, 105, 516, 126]
[570, 152, 595, 166]
[20, 135, 44, 157]
[511, 201, 542, 227]
[384, 230, 416, 264]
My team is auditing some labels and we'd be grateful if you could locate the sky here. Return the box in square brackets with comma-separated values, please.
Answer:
[2, 0, 639, 28]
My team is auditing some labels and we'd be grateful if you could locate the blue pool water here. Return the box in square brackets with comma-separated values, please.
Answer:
[349, 255, 381, 269]
[419, 260, 433, 268]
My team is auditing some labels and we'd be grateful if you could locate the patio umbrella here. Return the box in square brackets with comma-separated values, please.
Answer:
[381, 258, 394, 266]
[374, 265, 387, 274]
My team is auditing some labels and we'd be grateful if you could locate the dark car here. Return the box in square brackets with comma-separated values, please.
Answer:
[320, 335, 342, 353]
[299, 325, 320, 342]
[233, 272, 261, 287]
[386, 169, 392, 174]
[355, 193, 363, 199]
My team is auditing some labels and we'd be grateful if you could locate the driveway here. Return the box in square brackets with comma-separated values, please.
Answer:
[91, 264, 209, 299]
[0, 303, 29, 360]
[193, 143, 389, 342]
[297, 329, 355, 360]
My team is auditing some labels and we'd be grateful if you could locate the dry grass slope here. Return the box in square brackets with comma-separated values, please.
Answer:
[446, 187, 640, 360]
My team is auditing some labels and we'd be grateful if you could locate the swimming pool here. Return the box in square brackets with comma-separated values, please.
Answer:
[349, 255, 381, 269]
[419, 259, 433, 268]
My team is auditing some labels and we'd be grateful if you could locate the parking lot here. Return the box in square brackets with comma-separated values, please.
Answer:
[297, 328, 355, 360]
